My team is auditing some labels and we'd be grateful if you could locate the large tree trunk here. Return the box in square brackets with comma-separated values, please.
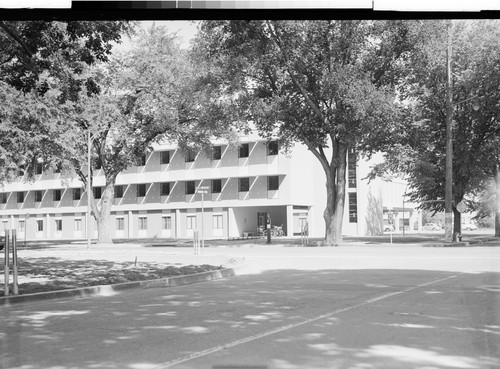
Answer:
[495, 164, 500, 237]
[94, 180, 115, 245]
[323, 145, 348, 246]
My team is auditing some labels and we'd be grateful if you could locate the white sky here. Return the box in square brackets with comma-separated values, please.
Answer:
[114, 20, 200, 52]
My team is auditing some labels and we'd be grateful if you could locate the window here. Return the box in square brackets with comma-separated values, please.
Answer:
[36, 219, 43, 232]
[35, 190, 43, 202]
[349, 193, 358, 223]
[213, 214, 223, 229]
[55, 219, 62, 232]
[116, 218, 125, 231]
[185, 151, 196, 162]
[160, 182, 171, 196]
[162, 216, 171, 230]
[212, 179, 222, 194]
[138, 216, 148, 230]
[17, 192, 24, 203]
[18, 220, 25, 232]
[160, 150, 170, 164]
[268, 176, 279, 191]
[35, 162, 43, 175]
[239, 143, 249, 158]
[139, 154, 147, 166]
[212, 146, 222, 160]
[115, 185, 124, 198]
[137, 184, 146, 197]
[348, 147, 357, 188]
[74, 218, 82, 231]
[239, 178, 250, 192]
[53, 189, 62, 201]
[93, 187, 102, 199]
[185, 181, 196, 195]
[0, 193, 7, 204]
[267, 141, 279, 156]
[73, 188, 81, 200]
[186, 215, 196, 230]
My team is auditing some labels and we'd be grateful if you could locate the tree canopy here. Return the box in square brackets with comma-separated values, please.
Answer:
[61, 24, 239, 243]
[0, 21, 133, 101]
[193, 20, 419, 244]
[369, 20, 500, 236]
[0, 20, 134, 184]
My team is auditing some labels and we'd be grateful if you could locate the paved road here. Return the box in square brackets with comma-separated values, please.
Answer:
[1, 246, 499, 369]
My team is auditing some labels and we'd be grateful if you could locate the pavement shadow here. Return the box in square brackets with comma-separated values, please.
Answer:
[1, 268, 499, 369]
[1, 257, 219, 295]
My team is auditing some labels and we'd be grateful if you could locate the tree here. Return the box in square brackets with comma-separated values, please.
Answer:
[0, 20, 134, 182]
[193, 20, 419, 245]
[61, 25, 239, 244]
[0, 20, 133, 100]
[370, 20, 500, 238]
[0, 81, 78, 182]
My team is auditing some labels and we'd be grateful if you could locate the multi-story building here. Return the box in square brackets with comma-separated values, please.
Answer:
[0, 129, 420, 241]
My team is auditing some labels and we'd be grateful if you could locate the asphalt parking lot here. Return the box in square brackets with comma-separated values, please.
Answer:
[1, 243, 499, 369]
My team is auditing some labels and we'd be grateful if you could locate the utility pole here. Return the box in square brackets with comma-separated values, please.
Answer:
[87, 130, 92, 249]
[445, 20, 454, 242]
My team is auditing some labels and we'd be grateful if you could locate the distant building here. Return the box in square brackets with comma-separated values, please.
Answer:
[0, 129, 420, 241]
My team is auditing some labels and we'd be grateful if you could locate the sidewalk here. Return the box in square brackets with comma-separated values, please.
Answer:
[1, 234, 497, 304]
[0, 243, 244, 303]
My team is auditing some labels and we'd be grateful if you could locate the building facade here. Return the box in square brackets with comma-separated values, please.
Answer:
[0, 130, 420, 241]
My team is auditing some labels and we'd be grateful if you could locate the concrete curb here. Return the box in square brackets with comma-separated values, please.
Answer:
[423, 238, 499, 247]
[0, 267, 238, 307]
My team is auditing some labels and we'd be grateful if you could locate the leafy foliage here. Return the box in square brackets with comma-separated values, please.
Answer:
[62, 24, 239, 243]
[0, 21, 133, 101]
[194, 20, 418, 244]
[371, 20, 500, 225]
[0, 81, 79, 183]
[0, 21, 133, 184]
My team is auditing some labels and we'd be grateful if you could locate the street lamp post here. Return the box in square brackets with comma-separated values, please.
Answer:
[196, 185, 210, 254]
[87, 130, 92, 249]
[445, 20, 454, 242]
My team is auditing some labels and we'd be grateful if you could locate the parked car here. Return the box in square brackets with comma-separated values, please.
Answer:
[422, 223, 441, 231]
[463, 223, 478, 231]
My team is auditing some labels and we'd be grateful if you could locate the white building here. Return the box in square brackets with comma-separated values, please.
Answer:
[0, 129, 420, 241]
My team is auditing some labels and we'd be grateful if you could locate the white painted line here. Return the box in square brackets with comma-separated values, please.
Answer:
[155, 275, 458, 368]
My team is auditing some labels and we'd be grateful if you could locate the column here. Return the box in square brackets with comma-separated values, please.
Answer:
[128, 211, 133, 238]
[286, 205, 294, 237]
[227, 207, 235, 238]
[46, 213, 50, 239]
[175, 209, 181, 238]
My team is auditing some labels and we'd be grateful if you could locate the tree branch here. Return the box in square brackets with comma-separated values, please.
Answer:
[0, 52, 15, 66]
[303, 136, 330, 176]
[0, 21, 33, 57]
[265, 21, 327, 125]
